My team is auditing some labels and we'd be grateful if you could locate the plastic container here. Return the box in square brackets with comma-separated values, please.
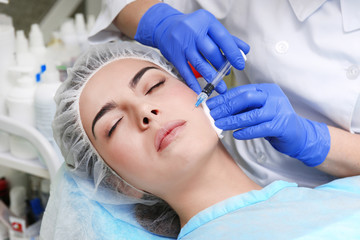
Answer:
[46, 32, 67, 66]
[34, 64, 61, 141]
[39, 179, 50, 209]
[29, 24, 45, 55]
[9, 187, 26, 219]
[0, 20, 15, 68]
[75, 13, 88, 51]
[9, 218, 41, 240]
[28, 199, 43, 222]
[15, 30, 36, 70]
[29, 24, 46, 72]
[27, 177, 43, 226]
[6, 67, 37, 160]
[0, 15, 16, 153]
[60, 19, 80, 63]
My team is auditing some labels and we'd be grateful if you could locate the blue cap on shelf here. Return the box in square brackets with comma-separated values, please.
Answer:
[40, 64, 46, 73]
[36, 73, 41, 83]
[29, 198, 44, 219]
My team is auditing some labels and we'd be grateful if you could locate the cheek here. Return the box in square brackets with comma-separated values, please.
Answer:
[99, 135, 147, 182]
[166, 81, 197, 103]
[187, 117, 219, 154]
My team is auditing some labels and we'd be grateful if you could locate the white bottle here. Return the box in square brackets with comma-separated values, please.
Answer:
[0, 15, 15, 152]
[9, 186, 26, 218]
[34, 64, 64, 166]
[40, 179, 50, 208]
[6, 67, 38, 159]
[46, 31, 69, 83]
[60, 19, 80, 64]
[34, 64, 61, 141]
[15, 30, 36, 69]
[75, 13, 89, 51]
[46, 31, 67, 66]
[29, 24, 47, 72]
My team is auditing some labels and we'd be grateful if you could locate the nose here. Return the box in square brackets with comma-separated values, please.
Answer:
[139, 107, 159, 130]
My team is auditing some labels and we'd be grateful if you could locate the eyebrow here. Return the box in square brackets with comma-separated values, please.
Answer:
[91, 66, 159, 138]
[92, 101, 117, 138]
[129, 66, 158, 89]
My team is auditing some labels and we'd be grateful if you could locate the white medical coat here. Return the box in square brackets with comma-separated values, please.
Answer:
[89, 0, 360, 187]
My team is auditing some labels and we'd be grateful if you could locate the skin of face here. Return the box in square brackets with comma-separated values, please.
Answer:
[79, 58, 220, 198]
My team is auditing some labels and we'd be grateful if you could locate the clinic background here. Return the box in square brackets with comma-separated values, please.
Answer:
[0, 1, 101, 239]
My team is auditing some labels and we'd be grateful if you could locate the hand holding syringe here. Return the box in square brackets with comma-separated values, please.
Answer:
[195, 50, 247, 107]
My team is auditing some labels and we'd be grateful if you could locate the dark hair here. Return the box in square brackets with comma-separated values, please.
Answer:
[136, 199, 180, 238]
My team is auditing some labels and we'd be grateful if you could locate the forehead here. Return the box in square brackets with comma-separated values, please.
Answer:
[80, 58, 164, 101]
[89, 58, 161, 84]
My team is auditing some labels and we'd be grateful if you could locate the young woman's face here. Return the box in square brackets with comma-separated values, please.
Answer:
[79, 58, 219, 196]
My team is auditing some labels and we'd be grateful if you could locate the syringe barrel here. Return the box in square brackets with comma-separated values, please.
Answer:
[211, 60, 232, 87]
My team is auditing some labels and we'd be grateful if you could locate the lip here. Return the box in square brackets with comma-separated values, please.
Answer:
[155, 120, 186, 152]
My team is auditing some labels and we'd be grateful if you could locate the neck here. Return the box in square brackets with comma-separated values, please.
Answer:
[162, 142, 261, 227]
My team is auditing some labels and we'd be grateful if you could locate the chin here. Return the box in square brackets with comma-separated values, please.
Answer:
[183, 133, 218, 157]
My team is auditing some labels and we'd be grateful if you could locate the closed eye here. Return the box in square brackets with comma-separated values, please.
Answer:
[108, 117, 123, 138]
[145, 80, 165, 95]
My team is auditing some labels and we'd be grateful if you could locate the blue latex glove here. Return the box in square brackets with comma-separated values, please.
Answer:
[206, 84, 331, 167]
[135, 3, 249, 94]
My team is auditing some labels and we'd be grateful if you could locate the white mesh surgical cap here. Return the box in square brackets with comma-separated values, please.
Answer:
[52, 41, 182, 237]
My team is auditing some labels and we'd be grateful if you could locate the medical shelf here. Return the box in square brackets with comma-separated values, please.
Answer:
[0, 151, 50, 179]
[0, 116, 62, 182]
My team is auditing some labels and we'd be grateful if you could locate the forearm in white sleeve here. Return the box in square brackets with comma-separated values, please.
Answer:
[88, 0, 136, 44]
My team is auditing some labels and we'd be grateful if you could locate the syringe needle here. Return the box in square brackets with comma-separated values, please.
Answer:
[194, 49, 247, 107]
[194, 60, 231, 107]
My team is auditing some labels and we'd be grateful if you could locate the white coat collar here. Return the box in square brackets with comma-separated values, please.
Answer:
[339, 0, 360, 32]
[288, 0, 327, 22]
[289, 0, 360, 32]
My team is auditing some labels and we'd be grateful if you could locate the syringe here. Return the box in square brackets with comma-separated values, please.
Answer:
[195, 51, 247, 107]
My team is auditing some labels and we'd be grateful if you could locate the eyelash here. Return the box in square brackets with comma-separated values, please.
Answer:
[108, 117, 123, 138]
[107, 80, 165, 138]
[145, 79, 165, 95]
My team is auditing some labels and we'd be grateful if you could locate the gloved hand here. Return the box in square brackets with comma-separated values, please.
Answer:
[206, 84, 331, 167]
[135, 3, 249, 94]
